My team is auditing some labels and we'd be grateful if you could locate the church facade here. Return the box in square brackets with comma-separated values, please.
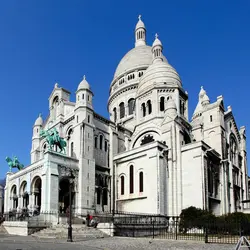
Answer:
[4, 16, 248, 217]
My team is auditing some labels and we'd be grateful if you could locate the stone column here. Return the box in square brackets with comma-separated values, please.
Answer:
[4, 172, 14, 212]
[41, 152, 59, 213]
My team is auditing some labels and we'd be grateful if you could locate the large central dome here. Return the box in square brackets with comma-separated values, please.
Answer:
[113, 45, 168, 80]
[113, 45, 152, 80]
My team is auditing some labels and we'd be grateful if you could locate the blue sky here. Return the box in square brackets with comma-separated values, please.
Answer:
[0, 0, 250, 178]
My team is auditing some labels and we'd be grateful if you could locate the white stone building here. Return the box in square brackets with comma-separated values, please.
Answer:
[4, 16, 248, 217]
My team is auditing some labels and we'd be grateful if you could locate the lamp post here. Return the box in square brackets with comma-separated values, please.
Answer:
[67, 170, 75, 242]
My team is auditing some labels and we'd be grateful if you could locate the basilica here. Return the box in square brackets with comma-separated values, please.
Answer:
[4, 16, 248, 218]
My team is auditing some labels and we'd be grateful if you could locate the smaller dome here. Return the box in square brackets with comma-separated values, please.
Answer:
[137, 61, 181, 96]
[152, 33, 162, 47]
[135, 15, 145, 30]
[34, 114, 43, 126]
[77, 75, 90, 91]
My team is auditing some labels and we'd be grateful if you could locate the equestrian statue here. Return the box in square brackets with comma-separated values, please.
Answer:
[6, 156, 24, 172]
[40, 127, 67, 154]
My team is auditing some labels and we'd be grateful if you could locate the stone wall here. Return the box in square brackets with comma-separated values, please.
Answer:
[3, 221, 28, 236]
[97, 222, 115, 236]
[3, 221, 48, 236]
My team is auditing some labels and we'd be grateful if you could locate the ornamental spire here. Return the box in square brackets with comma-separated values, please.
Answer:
[152, 33, 163, 63]
[135, 15, 146, 47]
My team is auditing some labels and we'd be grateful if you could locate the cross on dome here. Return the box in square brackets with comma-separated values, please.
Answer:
[155, 33, 158, 39]
[138, 14, 141, 20]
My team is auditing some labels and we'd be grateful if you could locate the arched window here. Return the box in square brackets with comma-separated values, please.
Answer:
[160, 97, 165, 111]
[129, 165, 134, 194]
[230, 135, 238, 164]
[99, 135, 103, 150]
[82, 94, 84, 99]
[142, 103, 146, 117]
[94, 137, 98, 148]
[147, 100, 152, 114]
[128, 98, 135, 115]
[52, 96, 59, 120]
[121, 176, 125, 195]
[105, 141, 108, 152]
[71, 142, 74, 157]
[139, 172, 143, 192]
[113, 107, 117, 122]
[119, 102, 125, 119]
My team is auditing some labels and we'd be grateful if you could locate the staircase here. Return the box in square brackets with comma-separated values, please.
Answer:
[32, 224, 109, 240]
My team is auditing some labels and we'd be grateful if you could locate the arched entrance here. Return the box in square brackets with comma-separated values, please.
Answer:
[59, 178, 75, 214]
[10, 185, 18, 210]
[32, 176, 42, 211]
[20, 181, 29, 209]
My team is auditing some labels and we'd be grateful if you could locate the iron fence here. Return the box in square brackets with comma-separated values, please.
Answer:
[93, 212, 250, 244]
[2, 209, 250, 244]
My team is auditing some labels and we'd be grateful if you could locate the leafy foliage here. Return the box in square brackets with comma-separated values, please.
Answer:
[179, 206, 216, 233]
[179, 206, 250, 234]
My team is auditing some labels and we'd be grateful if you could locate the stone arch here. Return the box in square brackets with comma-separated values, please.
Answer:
[10, 184, 17, 197]
[66, 127, 74, 157]
[128, 98, 135, 115]
[58, 177, 75, 214]
[132, 130, 160, 148]
[20, 181, 29, 209]
[52, 96, 60, 120]
[31, 176, 42, 211]
[10, 184, 18, 210]
[229, 133, 238, 164]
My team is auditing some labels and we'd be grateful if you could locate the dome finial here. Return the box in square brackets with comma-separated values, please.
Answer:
[138, 14, 141, 21]
[39, 113, 42, 117]
[155, 33, 158, 39]
[83, 75, 86, 80]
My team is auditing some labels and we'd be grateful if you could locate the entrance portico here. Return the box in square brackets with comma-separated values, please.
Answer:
[5, 150, 79, 215]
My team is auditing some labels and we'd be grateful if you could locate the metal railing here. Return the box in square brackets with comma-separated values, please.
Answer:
[93, 212, 250, 244]
[3, 209, 250, 244]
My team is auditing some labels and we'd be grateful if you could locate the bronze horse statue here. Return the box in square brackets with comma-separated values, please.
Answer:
[6, 156, 24, 172]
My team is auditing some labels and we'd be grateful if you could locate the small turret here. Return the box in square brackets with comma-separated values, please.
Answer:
[31, 114, 43, 163]
[192, 86, 210, 120]
[165, 97, 177, 118]
[76, 75, 93, 110]
[33, 113, 43, 137]
[152, 33, 163, 63]
[135, 15, 146, 47]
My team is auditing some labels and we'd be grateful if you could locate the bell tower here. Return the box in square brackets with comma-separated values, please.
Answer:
[31, 114, 43, 164]
[74, 76, 96, 216]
